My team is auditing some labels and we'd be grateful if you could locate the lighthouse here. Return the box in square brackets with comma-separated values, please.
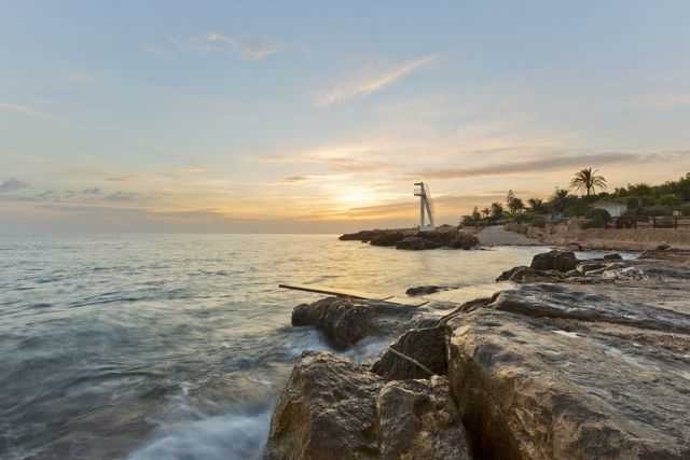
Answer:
[414, 182, 435, 232]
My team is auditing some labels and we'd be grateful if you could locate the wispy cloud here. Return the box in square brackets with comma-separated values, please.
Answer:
[0, 178, 29, 193]
[415, 151, 684, 180]
[199, 32, 278, 60]
[315, 55, 437, 107]
[145, 33, 278, 61]
[0, 103, 48, 118]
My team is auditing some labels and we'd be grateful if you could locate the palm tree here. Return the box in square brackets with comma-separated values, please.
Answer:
[570, 168, 607, 196]
[528, 198, 545, 213]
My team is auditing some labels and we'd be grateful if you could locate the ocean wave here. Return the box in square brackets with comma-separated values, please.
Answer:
[128, 409, 272, 460]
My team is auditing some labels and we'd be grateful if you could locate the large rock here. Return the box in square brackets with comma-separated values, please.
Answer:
[377, 377, 471, 460]
[266, 352, 471, 460]
[530, 250, 579, 272]
[372, 326, 448, 380]
[496, 266, 569, 283]
[265, 352, 383, 459]
[291, 297, 418, 349]
[446, 283, 690, 459]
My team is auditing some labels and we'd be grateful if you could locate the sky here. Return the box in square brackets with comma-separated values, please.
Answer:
[1, 0, 690, 234]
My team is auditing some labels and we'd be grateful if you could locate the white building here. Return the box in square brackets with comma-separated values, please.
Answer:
[592, 200, 627, 218]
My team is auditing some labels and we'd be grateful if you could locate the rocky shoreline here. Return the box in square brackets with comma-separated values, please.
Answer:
[339, 227, 480, 251]
[265, 248, 690, 459]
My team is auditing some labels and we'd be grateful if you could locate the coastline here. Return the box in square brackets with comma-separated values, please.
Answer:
[265, 241, 690, 459]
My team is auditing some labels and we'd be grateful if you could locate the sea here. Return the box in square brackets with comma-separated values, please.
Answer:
[0, 233, 551, 460]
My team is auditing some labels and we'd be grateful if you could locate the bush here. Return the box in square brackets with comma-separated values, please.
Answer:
[582, 208, 611, 229]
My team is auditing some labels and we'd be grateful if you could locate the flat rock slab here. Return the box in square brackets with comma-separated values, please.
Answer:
[447, 289, 690, 459]
[490, 283, 690, 334]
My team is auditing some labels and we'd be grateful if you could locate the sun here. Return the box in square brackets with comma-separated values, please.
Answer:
[337, 188, 375, 208]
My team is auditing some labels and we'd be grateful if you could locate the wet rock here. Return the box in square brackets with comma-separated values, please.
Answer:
[378, 377, 471, 460]
[603, 253, 623, 261]
[265, 351, 383, 459]
[405, 285, 444, 296]
[446, 289, 690, 460]
[292, 297, 417, 349]
[530, 250, 579, 272]
[372, 326, 448, 380]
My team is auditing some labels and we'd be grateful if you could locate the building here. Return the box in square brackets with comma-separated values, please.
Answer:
[592, 200, 627, 218]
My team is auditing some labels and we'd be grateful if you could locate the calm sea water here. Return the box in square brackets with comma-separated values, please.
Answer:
[0, 234, 547, 460]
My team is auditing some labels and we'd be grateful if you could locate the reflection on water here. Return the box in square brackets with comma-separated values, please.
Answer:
[0, 234, 547, 459]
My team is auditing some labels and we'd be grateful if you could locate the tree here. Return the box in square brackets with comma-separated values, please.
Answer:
[471, 206, 481, 221]
[490, 202, 504, 220]
[550, 188, 570, 213]
[506, 190, 524, 214]
[481, 207, 490, 218]
[528, 198, 546, 213]
[570, 168, 607, 196]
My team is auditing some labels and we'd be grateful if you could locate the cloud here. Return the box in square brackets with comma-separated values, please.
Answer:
[200, 32, 278, 60]
[0, 103, 48, 118]
[282, 175, 310, 183]
[315, 55, 437, 107]
[415, 151, 682, 180]
[0, 178, 29, 193]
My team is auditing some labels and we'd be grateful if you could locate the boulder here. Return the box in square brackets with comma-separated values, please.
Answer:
[405, 285, 445, 296]
[292, 297, 418, 349]
[446, 285, 690, 459]
[372, 326, 448, 380]
[603, 253, 623, 261]
[266, 352, 472, 460]
[496, 266, 568, 283]
[377, 377, 471, 460]
[530, 250, 579, 272]
[265, 352, 383, 459]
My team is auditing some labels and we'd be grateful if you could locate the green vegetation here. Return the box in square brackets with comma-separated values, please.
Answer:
[461, 171, 690, 227]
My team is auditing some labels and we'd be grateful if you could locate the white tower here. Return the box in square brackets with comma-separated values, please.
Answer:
[414, 182, 435, 232]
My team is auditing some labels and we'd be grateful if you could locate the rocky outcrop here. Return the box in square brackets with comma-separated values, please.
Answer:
[372, 326, 448, 380]
[265, 352, 471, 460]
[339, 228, 479, 251]
[530, 250, 579, 272]
[446, 282, 690, 459]
[291, 297, 418, 349]
[265, 352, 383, 459]
[276, 249, 690, 460]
